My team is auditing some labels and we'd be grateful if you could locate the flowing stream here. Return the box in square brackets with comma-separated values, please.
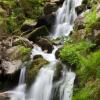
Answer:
[8, 0, 83, 100]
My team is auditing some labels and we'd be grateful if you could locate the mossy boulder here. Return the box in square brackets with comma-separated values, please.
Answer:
[26, 57, 48, 86]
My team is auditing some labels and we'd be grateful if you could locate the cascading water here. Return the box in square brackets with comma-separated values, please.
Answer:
[28, 63, 55, 100]
[19, 67, 26, 85]
[52, 0, 83, 39]
[28, 44, 58, 100]
[52, 0, 76, 39]
[7, 0, 83, 100]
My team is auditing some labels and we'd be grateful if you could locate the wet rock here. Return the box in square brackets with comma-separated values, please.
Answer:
[26, 26, 50, 41]
[75, 4, 86, 15]
[53, 61, 63, 82]
[35, 13, 56, 29]
[44, 2, 58, 15]
[26, 57, 48, 86]
[35, 37, 54, 53]
[55, 47, 62, 59]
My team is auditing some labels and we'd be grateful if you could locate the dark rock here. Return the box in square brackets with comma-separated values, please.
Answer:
[35, 37, 54, 53]
[35, 13, 56, 30]
[75, 4, 86, 15]
[82, 0, 88, 5]
[21, 20, 37, 34]
[55, 48, 61, 59]
[53, 0, 64, 5]
[0, 64, 20, 91]
[44, 2, 58, 15]
[21, 24, 34, 33]
[53, 61, 63, 82]
[26, 26, 50, 41]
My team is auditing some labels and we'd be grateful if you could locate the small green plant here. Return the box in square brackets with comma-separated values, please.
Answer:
[84, 7, 97, 33]
[19, 46, 31, 55]
[80, 51, 100, 79]
[60, 41, 94, 66]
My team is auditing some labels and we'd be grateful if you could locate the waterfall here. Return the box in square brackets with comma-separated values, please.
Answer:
[28, 45, 58, 100]
[7, 0, 83, 100]
[8, 84, 26, 100]
[28, 63, 55, 100]
[52, 0, 83, 39]
[60, 71, 76, 100]
[52, 0, 76, 39]
[19, 67, 26, 85]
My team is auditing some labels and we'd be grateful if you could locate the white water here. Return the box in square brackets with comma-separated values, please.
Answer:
[19, 67, 26, 85]
[52, 0, 83, 39]
[60, 71, 75, 100]
[28, 62, 56, 100]
[8, 84, 26, 100]
[7, 0, 83, 100]
[31, 44, 58, 62]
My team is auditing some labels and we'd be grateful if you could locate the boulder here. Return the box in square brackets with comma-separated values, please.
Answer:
[75, 4, 86, 15]
[44, 2, 58, 15]
[35, 13, 56, 29]
[13, 37, 33, 48]
[35, 37, 54, 53]
[50, 0, 64, 5]
[6, 45, 31, 61]
[26, 57, 48, 86]
[1, 60, 22, 74]
[21, 19, 37, 34]
[71, 29, 86, 42]
[26, 26, 50, 41]
[74, 16, 85, 30]
[0, 60, 21, 91]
